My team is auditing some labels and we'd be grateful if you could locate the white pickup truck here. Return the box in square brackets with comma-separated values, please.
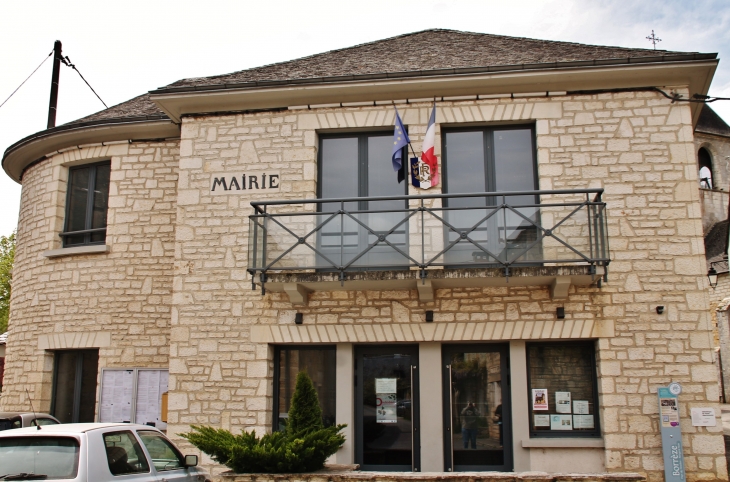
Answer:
[0, 423, 211, 482]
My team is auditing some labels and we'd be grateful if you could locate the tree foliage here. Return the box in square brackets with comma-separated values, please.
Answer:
[287, 371, 323, 434]
[181, 371, 345, 473]
[0, 232, 15, 334]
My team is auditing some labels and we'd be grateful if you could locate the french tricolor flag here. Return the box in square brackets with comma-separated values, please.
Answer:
[421, 104, 439, 187]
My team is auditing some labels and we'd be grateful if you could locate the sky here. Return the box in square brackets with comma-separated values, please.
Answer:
[1, 0, 729, 236]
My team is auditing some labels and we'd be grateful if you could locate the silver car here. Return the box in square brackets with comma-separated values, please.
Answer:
[0, 423, 210, 481]
[0, 412, 60, 431]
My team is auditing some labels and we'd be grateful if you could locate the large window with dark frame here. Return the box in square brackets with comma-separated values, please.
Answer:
[526, 341, 600, 437]
[442, 125, 539, 266]
[62, 161, 111, 247]
[273, 346, 336, 431]
[317, 132, 409, 270]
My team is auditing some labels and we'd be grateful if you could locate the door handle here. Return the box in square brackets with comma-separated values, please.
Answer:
[447, 364, 454, 472]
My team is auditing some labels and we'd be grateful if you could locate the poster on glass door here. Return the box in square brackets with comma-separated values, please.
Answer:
[375, 378, 397, 423]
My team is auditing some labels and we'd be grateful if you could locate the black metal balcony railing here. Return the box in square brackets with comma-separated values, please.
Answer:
[247, 189, 609, 288]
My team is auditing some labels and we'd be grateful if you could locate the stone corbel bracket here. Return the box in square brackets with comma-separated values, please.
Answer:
[283, 283, 311, 306]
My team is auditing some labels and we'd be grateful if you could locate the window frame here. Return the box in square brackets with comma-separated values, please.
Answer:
[62, 160, 111, 247]
[440, 124, 540, 268]
[316, 131, 409, 271]
[272, 345, 337, 432]
[316, 131, 408, 203]
[525, 340, 601, 438]
[441, 123, 539, 196]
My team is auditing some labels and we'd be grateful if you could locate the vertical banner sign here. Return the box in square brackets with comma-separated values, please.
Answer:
[658, 383, 685, 482]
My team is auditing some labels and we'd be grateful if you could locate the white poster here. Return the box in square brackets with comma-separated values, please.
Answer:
[660, 397, 680, 428]
[375, 378, 397, 394]
[99, 370, 134, 423]
[135, 370, 169, 430]
[573, 415, 595, 429]
[550, 414, 573, 430]
[534, 414, 550, 427]
[376, 393, 397, 423]
[99, 368, 169, 427]
[532, 389, 548, 410]
[690, 408, 716, 427]
[573, 400, 590, 415]
[555, 392, 571, 414]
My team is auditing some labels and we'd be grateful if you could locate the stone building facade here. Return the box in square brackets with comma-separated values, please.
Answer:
[0, 29, 726, 481]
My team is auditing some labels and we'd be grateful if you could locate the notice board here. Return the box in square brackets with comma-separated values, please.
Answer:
[99, 368, 169, 430]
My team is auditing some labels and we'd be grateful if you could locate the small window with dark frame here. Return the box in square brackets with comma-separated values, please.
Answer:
[526, 342, 600, 437]
[63, 161, 111, 247]
[274, 346, 336, 431]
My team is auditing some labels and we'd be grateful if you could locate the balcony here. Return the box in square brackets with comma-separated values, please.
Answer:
[247, 189, 609, 304]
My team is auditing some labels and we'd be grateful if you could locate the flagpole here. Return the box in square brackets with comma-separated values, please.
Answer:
[408, 142, 418, 159]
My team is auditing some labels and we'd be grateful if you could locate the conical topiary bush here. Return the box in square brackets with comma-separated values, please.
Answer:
[182, 370, 345, 473]
[287, 370, 323, 434]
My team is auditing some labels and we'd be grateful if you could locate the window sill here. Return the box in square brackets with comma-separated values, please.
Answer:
[521, 438, 604, 448]
[43, 245, 110, 259]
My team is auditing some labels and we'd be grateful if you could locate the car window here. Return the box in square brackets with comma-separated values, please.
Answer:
[0, 420, 11, 431]
[0, 436, 80, 479]
[31, 418, 60, 427]
[10, 418, 21, 429]
[103, 431, 150, 476]
[137, 430, 185, 471]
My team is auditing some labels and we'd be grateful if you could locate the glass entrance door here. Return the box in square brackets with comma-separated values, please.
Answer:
[356, 345, 420, 471]
[442, 344, 512, 471]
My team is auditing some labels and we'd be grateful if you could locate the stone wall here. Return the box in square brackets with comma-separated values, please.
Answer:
[167, 89, 725, 481]
[0, 87, 725, 481]
[0, 141, 178, 413]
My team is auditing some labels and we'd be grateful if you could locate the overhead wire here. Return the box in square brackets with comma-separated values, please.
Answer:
[61, 56, 108, 108]
[0, 51, 53, 111]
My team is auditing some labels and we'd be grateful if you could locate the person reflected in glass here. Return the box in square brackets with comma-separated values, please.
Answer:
[493, 404, 503, 446]
[460, 401, 479, 449]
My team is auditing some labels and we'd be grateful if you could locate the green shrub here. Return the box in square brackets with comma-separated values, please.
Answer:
[181, 371, 345, 473]
[288, 371, 323, 433]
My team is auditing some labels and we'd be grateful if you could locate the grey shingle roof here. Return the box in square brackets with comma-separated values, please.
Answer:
[705, 219, 729, 268]
[67, 93, 167, 126]
[65, 29, 707, 127]
[163, 29, 697, 89]
[696, 104, 730, 138]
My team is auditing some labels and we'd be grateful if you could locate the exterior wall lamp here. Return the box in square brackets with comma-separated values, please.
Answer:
[708, 267, 719, 289]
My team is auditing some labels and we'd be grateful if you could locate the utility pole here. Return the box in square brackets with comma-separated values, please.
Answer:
[47, 40, 62, 129]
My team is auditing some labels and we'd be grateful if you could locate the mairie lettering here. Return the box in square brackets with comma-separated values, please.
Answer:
[211, 173, 280, 192]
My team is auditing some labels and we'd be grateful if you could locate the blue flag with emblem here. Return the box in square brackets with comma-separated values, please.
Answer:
[392, 109, 410, 183]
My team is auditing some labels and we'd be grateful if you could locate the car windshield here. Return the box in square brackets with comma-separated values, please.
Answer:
[0, 437, 79, 479]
